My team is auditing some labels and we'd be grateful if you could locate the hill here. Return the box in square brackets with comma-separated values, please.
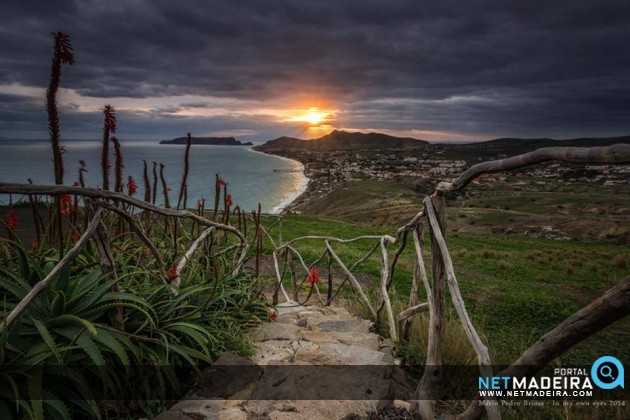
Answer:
[254, 130, 428, 152]
[160, 136, 253, 146]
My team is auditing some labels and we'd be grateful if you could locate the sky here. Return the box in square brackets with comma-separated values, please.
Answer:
[1, 0, 630, 143]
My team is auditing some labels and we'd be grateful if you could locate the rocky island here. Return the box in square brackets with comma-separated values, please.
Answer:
[160, 136, 253, 146]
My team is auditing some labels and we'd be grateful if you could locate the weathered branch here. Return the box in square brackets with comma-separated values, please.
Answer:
[325, 240, 377, 319]
[0, 182, 245, 242]
[415, 195, 446, 419]
[424, 197, 499, 419]
[437, 144, 630, 193]
[272, 249, 292, 303]
[171, 227, 215, 290]
[96, 200, 165, 276]
[378, 237, 397, 340]
[0, 209, 103, 334]
[282, 234, 395, 248]
[398, 302, 429, 323]
[401, 224, 427, 342]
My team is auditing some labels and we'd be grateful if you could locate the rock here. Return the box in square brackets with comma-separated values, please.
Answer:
[246, 399, 382, 420]
[391, 400, 412, 411]
[275, 301, 306, 315]
[293, 342, 393, 365]
[301, 330, 380, 350]
[249, 363, 392, 401]
[251, 322, 303, 342]
[250, 340, 296, 365]
[153, 410, 192, 420]
[196, 352, 263, 399]
[168, 399, 227, 417]
[378, 339, 396, 358]
[313, 319, 372, 334]
[218, 407, 248, 420]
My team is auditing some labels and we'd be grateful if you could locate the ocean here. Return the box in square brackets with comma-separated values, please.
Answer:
[0, 140, 308, 214]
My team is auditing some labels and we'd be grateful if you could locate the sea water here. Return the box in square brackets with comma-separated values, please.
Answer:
[0, 140, 308, 214]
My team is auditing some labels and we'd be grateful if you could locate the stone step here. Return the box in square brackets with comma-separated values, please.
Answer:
[157, 303, 411, 420]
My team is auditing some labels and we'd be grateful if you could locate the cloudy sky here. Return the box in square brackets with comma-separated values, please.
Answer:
[1, 0, 630, 142]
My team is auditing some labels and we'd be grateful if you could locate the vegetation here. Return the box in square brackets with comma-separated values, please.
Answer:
[0, 33, 270, 419]
[0, 233, 267, 418]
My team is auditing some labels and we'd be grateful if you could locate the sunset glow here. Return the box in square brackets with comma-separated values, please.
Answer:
[288, 108, 334, 127]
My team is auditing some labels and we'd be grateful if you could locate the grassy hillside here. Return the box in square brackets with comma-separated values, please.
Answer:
[294, 178, 630, 244]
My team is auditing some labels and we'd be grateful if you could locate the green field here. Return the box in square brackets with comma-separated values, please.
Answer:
[261, 213, 629, 367]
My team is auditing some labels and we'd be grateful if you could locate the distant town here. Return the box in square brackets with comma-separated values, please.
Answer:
[264, 147, 630, 198]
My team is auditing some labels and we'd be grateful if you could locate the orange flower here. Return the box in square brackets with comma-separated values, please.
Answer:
[307, 267, 320, 284]
[5, 208, 18, 230]
[166, 265, 178, 282]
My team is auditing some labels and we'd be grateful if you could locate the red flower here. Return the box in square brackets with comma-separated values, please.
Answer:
[307, 267, 320, 284]
[60, 194, 74, 216]
[5, 208, 18, 231]
[226, 194, 233, 208]
[268, 309, 278, 320]
[32, 238, 39, 249]
[217, 177, 227, 186]
[55, 32, 74, 65]
[166, 265, 178, 282]
[103, 105, 117, 133]
[70, 232, 80, 242]
[127, 176, 137, 196]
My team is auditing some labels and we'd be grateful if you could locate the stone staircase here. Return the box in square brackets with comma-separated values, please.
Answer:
[156, 304, 413, 419]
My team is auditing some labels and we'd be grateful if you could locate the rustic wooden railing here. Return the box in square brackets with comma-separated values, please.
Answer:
[263, 143, 630, 420]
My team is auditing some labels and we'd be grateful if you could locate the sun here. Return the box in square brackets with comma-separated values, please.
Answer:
[288, 107, 331, 127]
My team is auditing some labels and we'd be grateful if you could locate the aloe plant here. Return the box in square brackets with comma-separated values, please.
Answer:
[0, 233, 268, 419]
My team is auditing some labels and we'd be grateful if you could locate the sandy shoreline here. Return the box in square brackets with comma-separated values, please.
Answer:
[247, 147, 311, 214]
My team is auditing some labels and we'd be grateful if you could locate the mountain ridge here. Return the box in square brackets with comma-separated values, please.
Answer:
[254, 130, 429, 151]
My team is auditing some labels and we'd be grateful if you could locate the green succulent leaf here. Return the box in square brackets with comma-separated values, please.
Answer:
[30, 317, 62, 364]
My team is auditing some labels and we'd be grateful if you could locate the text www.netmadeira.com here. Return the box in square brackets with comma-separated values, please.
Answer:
[479, 390, 593, 398]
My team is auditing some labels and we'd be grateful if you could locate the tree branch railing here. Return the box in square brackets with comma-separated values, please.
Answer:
[263, 144, 630, 420]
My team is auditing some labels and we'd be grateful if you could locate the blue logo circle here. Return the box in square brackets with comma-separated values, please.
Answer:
[591, 356, 624, 390]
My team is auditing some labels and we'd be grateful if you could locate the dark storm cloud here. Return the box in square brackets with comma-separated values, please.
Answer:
[1, 0, 630, 140]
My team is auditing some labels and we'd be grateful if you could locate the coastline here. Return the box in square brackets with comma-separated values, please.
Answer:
[247, 147, 311, 214]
